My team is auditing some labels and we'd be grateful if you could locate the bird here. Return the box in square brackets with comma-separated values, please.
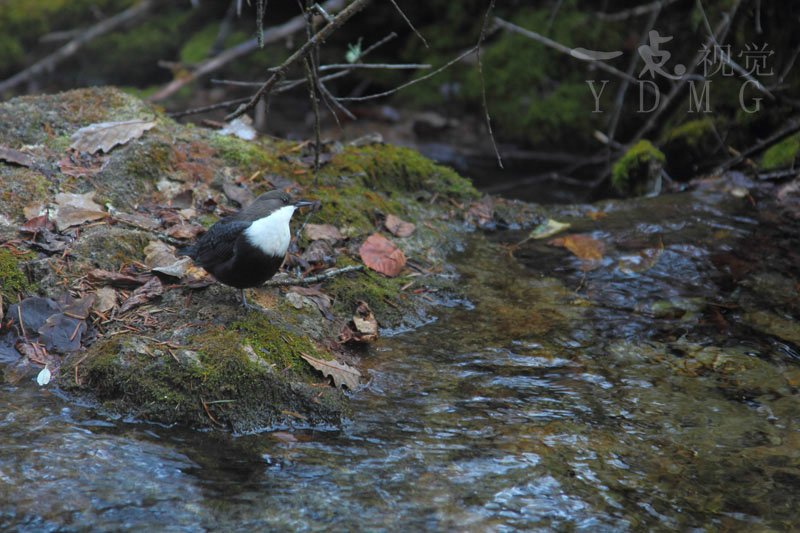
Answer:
[177, 190, 311, 308]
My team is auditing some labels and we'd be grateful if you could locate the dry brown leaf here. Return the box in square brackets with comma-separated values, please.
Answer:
[352, 300, 378, 341]
[70, 119, 158, 154]
[548, 234, 606, 271]
[300, 352, 361, 390]
[166, 223, 205, 239]
[385, 214, 416, 237]
[144, 241, 193, 278]
[112, 211, 161, 231]
[119, 276, 163, 313]
[0, 146, 33, 167]
[93, 286, 118, 313]
[21, 215, 53, 234]
[619, 237, 664, 274]
[359, 233, 406, 277]
[305, 223, 345, 243]
[53, 206, 108, 231]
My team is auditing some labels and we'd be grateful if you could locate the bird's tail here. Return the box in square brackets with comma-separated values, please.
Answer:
[176, 246, 196, 258]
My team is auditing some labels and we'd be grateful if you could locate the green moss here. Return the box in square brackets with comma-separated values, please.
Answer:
[761, 134, 800, 170]
[326, 144, 477, 199]
[325, 259, 409, 324]
[0, 248, 33, 301]
[612, 140, 666, 196]
[0, 168, 50, 221]
[209, 133, 271, 170]
[231, 311, 329, 381]
[125, 140, 173, 183]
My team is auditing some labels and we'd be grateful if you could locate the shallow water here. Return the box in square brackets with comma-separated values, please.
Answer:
[3, 188, 800, 531]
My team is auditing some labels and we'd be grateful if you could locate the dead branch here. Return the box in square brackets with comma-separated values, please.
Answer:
[493, 17, 657, 95]
[629, 0, 741, 145]
[0, 0, 153, 93]
[225, 0, 372, 122]
[386, 0, 428, 47]
[149, 0, 347, 102]
[264, 265, 364, 287]
[477, 0, 503, 169]
[715, 119, 800, 173]
[595, 0, 681, 21]
[335, 45, 478, 102]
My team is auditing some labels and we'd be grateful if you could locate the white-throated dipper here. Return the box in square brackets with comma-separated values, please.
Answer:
[178, 190, 311, 308]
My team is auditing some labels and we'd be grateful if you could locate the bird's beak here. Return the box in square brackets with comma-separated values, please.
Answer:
[295, 200, 314, 208]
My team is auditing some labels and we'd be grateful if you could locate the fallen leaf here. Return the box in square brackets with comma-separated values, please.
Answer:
[619, 238, 664, 274]
[36, 366, 51, 386]
[529, 219, 571, 240]
[38, 313, 85, 352]
[144, 240, 193, 277]
[219, 116, 257, 141]
[289, 285, 335, 320]
[70, 119, 158, 154]
[166, 223, 205, 240]
[300, 352, 361, 390]
[21, 215, 54, 234]
[222, 181, 256, 207]
[93, 286, 118, 313]
[62, 294, 96, 319]
[119, 276, 164, 313]
[55, 191, 103, 211]
[352, 300, 379, 342]
[23, 201, 46, 219]
[112, 211, 161, 231]
[359, 233, 406, 277]
[0, 146, 33, 167]
[305, 223, 345, 244]
[88, 269, 150, 289]
[169, 190, 194, 209]
[7, 297, 60, 333]
[548, 234, 605, 271]
[385, 214, 415, 237]
[53, 206, 108, 231]
[586, 211, 607, 220]
[300, 239, 334, 264]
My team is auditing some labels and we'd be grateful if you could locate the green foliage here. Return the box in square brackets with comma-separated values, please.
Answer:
[612, 140, 666, 196]
[761, 134, 800, 170]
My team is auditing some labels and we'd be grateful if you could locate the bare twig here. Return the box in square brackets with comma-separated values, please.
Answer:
[150, 0, 347, 102]
[386, 0, 428, 47]
[694, 0, 773, 100]
[629, 0, 741, 145]
[494, 17, 657, 95]
[317, 63, 431, 70]
[336, 45, 478, 102]
[477, 0, 503, 168]
[225, 0, 372, 121]
[595, 0, 681, 21]
[168, 97, 251, 119]
[606, 1, 662, 144]
[715, 120, 800, 173]
[0, 0, 153, 93]
[264, 265, 364, 287]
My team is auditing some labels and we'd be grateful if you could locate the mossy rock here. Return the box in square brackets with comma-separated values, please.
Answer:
[761, 134, 800, 170]
[60, 325, 348, 432]
[612, 140, 666, 197]
[0, 248, 34, 302]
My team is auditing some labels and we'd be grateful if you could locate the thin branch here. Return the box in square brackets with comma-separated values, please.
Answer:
[606, 1, 662, 144]
[0, 0, 153, 93]
[150, 0, 347, 102]
[595, 0, 681, 21]
[167, 97, 250, 119]
[318, 62, 431, 70]
[477, 0, 503, 169]
[336, 45, 478, 102]
[629, 0, 741, 145]
[226, 0, 372, 121]
[715, 119, 800, 173]
[494, 17, 658, 94]
[694, 0, 773, 100]
[264, 265, 364, 287]
[386, 0, 428, 47]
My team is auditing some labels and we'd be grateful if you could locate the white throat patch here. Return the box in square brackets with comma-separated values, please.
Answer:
[243, 204, 296, 257]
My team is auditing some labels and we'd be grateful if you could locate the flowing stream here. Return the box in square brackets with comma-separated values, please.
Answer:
[3, 186, 800, 531]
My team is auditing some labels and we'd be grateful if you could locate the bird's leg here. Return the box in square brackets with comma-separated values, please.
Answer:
[239, 288, 263, 311]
